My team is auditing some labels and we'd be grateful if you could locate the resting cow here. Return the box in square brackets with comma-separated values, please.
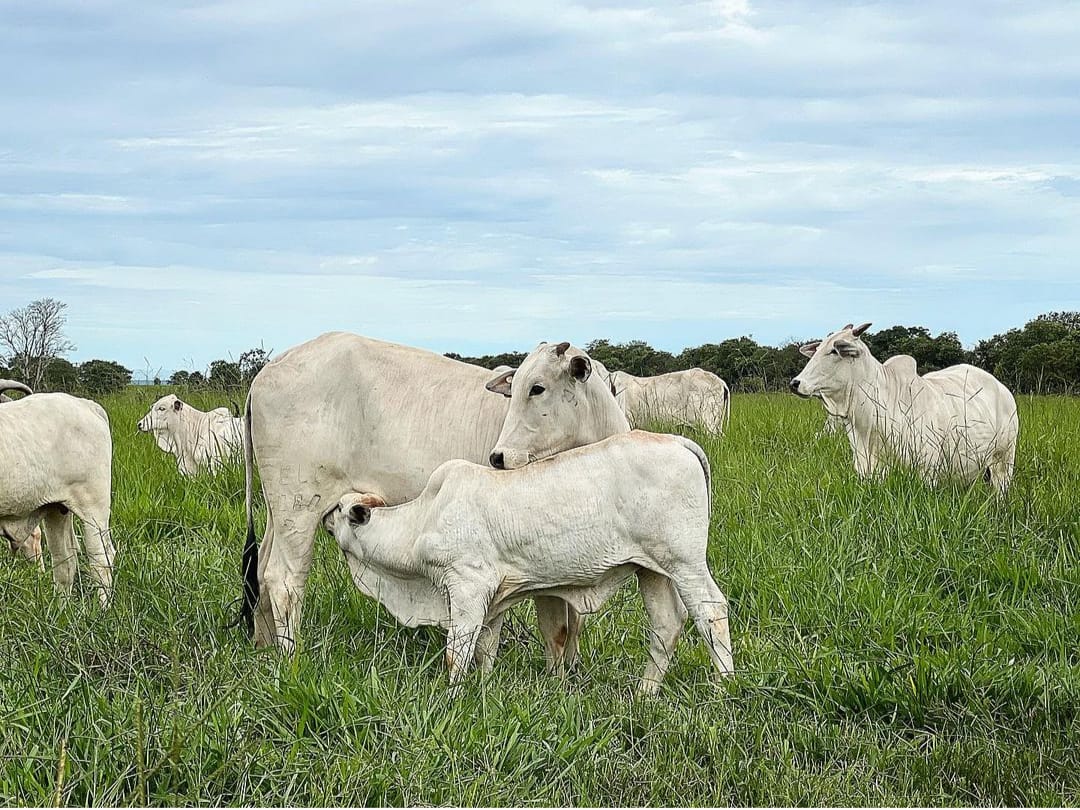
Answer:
[241, 334, 629, 659]
[608, 368, 730, 433]
[790, 322, 1018, 493]
[138, 394, 243, 476]
[0, 383, 116, 603]
[323, 431, 732, 693]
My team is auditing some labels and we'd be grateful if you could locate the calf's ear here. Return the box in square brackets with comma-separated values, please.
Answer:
[569, 354, 591, 382]
[347, 504, 372, 526]
[799, 341, 821, 358]
[485, 369, 515, 397]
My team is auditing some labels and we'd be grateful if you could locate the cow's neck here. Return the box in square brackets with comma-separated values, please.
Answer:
[584, 377, 632, 440]
[837, 355, 888, 446]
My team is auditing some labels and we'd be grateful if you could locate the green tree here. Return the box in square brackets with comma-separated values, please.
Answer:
[42, 357, 79, 393]
[240, 347, 272, 382]
[79, 360, 132, 395]
[209, 359, 242, 389]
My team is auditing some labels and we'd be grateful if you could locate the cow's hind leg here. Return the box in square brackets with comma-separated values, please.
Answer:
[258, 510, 321, 655]
[473, 613, 503, 675]
[988, 448, 1015, 496]
[41, 507, 77, 597]
[76, 504, 116, 607]
[672, 566, 734, 678]
[535, 596, 580, 675]
[636, 569, 688, 695]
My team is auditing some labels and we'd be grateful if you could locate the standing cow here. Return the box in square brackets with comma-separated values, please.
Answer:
[138, 394, 243, 476]
[607, 368, 730, 434]
[323, 431, 731, 693]
[0, 384, 116, 604]
[240, 334, 629, 659]
[790, 322, 1018, 493]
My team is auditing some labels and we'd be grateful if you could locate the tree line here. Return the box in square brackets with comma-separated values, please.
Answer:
[3, 298, 1079, 397]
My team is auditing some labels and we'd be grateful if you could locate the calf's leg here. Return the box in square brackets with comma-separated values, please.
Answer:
[636, 569, 688, 695]
[672, 567, 734, 678]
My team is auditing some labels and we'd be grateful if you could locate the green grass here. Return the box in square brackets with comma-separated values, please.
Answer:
[2, 388, 1079, 805]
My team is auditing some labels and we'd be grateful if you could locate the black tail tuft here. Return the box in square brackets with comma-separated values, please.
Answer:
[239, 521, 259, 636]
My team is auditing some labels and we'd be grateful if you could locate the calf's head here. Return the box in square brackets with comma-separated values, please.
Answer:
[138, 395, 186, 448]
[790, 322, 873, 401]
[485, 341, 629, 470]
[3, 521, 43, 568]
[323, 492, 387, 551]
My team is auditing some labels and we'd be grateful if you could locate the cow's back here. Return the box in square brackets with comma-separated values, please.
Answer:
[249, 332, 510, 509]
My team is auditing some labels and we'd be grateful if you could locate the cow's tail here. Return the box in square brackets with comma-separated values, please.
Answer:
[238, 392, 259, 636]
[674, 435, 712, 513]
[722, 383, 731, 430]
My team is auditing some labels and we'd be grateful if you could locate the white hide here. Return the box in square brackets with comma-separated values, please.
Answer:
[0, 391, 116, 604]
[609, 368, 730, 434]
[243, 333, 621, 660]
[324, 430, 732, 694]
[138, 394, 243, 476]
[792, 323, 1019, 493]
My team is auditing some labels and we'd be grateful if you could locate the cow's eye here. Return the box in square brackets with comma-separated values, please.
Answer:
[529, 384, 545, 397]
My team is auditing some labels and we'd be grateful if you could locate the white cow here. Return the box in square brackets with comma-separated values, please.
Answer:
[608, 368, 730, 433]
[323, 431, 732, 693]
[791, 322, 1019, 493]
[0, 383, 116, 604]
[241, 334, 629, 661]
[138, 394, 243, 476]
[0, 384, 43, 568]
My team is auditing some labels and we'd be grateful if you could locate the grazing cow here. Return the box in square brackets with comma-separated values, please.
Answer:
[323, 431, 732, 693]
[0, 383, 116, 604]
[0, 385, 43, 568]
[138, 394, 243, 476]
[608, 368, 730, 433]
[240, 334, 628, 659]
[791, 322, 1019, 493]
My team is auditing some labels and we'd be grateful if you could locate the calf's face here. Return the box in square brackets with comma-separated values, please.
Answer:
[790, 323, 872, 400]
[485, 341, 596, 470]
[138, 394, 184, 435]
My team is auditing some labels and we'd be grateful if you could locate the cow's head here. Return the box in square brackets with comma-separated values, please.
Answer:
[485, 341, 629, 470]
[790, 322, 873, 401]
[138, 394, 186, 451]
[323, 492, 387, 551]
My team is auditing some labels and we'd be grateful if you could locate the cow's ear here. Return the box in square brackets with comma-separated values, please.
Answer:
[485, 369, 515, 397]
[834, 339, 861, 357]
[569, 354, 591, 382]
[359, 493, 386, 508]
[851, 322, 872, 337]
[173, 399, 183, 412]
[554, 341, 571, 358]
[799, 341, 820, 358]
[347, 503, 372, 526]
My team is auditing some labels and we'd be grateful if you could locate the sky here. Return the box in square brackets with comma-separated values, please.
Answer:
[1, 0, 1078, 375]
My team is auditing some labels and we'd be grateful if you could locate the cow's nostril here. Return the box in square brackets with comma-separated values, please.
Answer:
[789, 378, 801, 393]
[489, 451, 505, 469]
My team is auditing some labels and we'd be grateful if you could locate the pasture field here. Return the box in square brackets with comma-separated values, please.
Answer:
[2, 388, 1079, 806]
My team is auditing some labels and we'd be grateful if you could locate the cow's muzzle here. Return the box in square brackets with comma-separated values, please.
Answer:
[789, 378, 810, 398]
